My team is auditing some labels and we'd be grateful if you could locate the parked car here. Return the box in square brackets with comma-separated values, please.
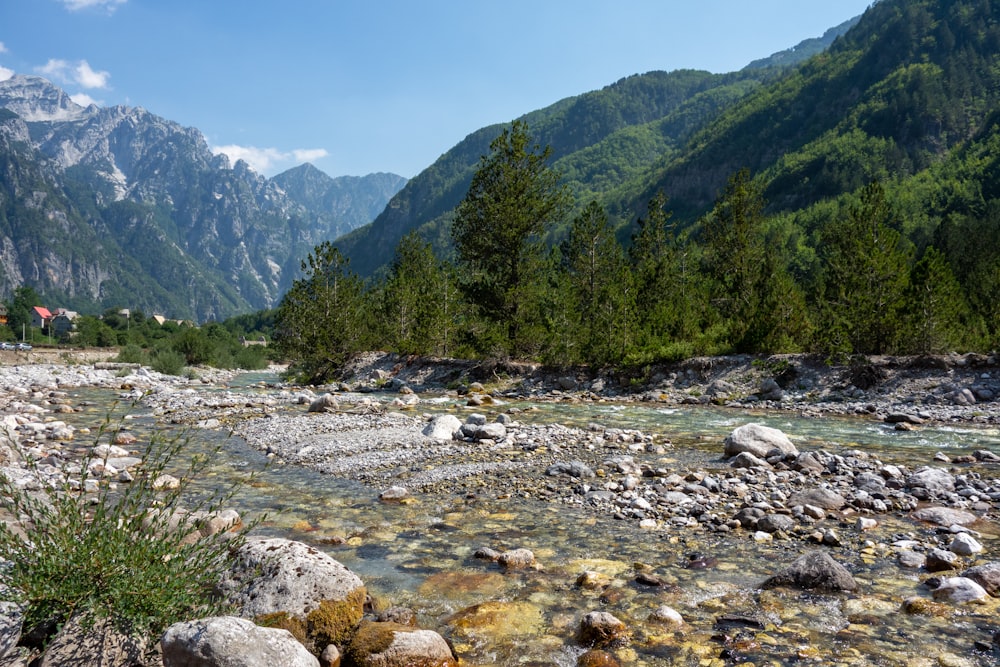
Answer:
[0, 342, 13, 350]
[14, 343, 32, 351]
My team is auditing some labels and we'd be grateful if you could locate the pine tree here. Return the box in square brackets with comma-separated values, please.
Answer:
[819, 181, 912, 355]
[702, 169, 805, 352]
[452, 121, 570, 358]
[275, 241, 367, 383]
[562, 200, 631, 365]
[904, 245, 977, 353]
[377, 232, 457, 356]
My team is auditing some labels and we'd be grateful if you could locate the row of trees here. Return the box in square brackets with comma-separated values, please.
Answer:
[276, 122, 993, 383]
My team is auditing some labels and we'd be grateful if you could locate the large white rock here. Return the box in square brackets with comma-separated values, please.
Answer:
[422, 414, 462, 441]
[930, 577, 989, 603]
[219, 537, 365, 620]
[161, 616, 318, 667]
[723, 423, 798, 459]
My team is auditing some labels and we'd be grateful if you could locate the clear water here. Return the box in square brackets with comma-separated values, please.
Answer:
[57, 379, 1000, 666]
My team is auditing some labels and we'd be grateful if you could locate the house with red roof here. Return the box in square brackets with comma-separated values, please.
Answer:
[31, 306, 52, 330]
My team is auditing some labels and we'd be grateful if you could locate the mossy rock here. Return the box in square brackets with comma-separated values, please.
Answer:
[307, 586, 367, 648]
[345, 620, 458, 667]
[255, 611, 308, 644]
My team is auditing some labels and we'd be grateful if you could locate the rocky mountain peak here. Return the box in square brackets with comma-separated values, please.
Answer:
[0, 75, 90, 123]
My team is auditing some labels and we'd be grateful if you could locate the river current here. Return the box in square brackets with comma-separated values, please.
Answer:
[58, 373, 1000, 666]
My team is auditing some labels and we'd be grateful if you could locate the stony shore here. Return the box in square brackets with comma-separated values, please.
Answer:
[1, 351, 1000, 665]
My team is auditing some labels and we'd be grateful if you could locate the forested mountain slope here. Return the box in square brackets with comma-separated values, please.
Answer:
[335, 16, 861, 276]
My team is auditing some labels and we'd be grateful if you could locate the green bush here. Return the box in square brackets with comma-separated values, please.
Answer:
[150, 348, 186, 376]
[0, 411, 256, 649]
[115, 344, 148, 365]
[233, 346, 268, 370]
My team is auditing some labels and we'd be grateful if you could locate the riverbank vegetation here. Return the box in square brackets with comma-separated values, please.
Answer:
[0, 288, 274, 374]
[0, 411, 256, 656]
[274, 121, 997, 384]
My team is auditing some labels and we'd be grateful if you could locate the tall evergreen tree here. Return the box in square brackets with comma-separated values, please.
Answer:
[377, 232, 457, 357]
[819, 181, 911, 355]
[452, 121, 570, 357]
[275, 241, 367, 383]
[702, 169, 805, 352]
[562, 200, 631, 365]
[904, 245, 976, 353]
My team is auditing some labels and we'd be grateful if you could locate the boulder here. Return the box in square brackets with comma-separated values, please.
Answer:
[648, 605, 685, 627]
[577, 611, 629, 649]
[344, 621, 457, 667]
[756, 513, 795, 534]
[949, 532, 983, 556]
[421, 415, 462, 441]
[546, 461, 596, 478]
[723, 424, 798, 459]
[912, 506, 978, 527]
[497, 548, 536, 570]
[729, 451, 771, 469]
[307, 393, 339, 413]
[762, 550, 858, 592]
[906, 468, 956, 496]
[0, 585, 23, 661]
[218, 538, 366, 651]
[925, 548, 959, 573]
[576, 650, 621, 667]
[788, 487, 847, 510]
[928, 576, 989, 603]
[378, 486, 410, 502]
[962, 562, 1000, 596]
[161, 616, 319, 667]
[38, 612, 146, 667]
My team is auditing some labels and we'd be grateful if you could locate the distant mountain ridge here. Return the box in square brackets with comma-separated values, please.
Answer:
[334, 12, 865, 276]
[0, 75, 405, 320]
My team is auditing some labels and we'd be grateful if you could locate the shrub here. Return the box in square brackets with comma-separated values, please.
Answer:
[0, 409, 258, 651]
[151, 348, 186, 376]
[115, 344, 148, 365]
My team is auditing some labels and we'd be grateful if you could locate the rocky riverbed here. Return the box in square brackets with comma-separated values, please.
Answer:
[2, 352, 1000, 665]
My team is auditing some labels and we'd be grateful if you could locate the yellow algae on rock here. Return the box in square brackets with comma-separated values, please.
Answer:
[447, 600, 545, 640]
[418, 571, 507, 600]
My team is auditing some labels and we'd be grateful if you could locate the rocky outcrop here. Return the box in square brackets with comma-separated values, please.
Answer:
[343, 621, 457, 667]
[0, 75, 405, 320]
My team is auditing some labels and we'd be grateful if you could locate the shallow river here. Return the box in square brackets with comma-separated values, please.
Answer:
[60, 376, 1000, 666]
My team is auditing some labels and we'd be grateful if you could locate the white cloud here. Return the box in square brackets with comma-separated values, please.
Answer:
[39, 58, 71, 81]
[212, 144, 328, 175]
[37, 58, 110, 89]
[293, 148, 329, 162]
[75, 61, 110, 88]
[60, 0, 127, 12]
[0, 42, 8, 54]
[70, 92, 100, 107]
[0, 67, 13, 82]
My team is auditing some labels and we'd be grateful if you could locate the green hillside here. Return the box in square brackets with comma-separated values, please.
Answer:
[275, 0, 1000, 380]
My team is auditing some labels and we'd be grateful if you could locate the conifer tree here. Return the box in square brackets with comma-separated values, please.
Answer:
[819, 181, 911, 355]
[702, 169, 805, 352]
[904, 245, 976, 353]
[275, 241, 367, 383]
[378, 232, 457, 356]
[563, 200, 631, 365]
[452, 121, 570, 358]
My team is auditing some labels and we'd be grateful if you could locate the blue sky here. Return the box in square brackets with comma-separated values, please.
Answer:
[1, 1, 873, 179]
